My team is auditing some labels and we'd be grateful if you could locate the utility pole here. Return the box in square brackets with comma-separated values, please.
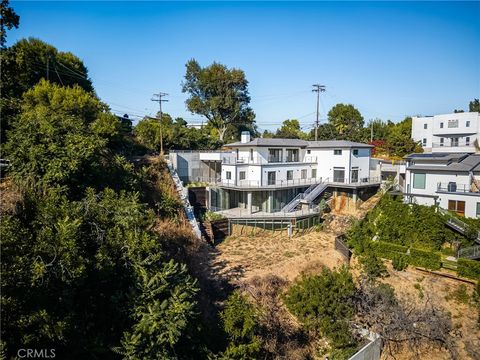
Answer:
[151, 92, 168, 155]
[312, 84, 326, 141]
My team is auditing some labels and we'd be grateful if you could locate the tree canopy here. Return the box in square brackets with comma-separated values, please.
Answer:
[182, 59, 256, 142]
[274, 119, 306, 139]
[470, 98, 480, 112]
[0, 0, 19, 47]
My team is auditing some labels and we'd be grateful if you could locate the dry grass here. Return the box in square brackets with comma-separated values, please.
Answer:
[373, 263, 480, 360]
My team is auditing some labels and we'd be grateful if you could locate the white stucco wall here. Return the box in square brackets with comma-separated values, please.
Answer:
[405, 169, 480, 218]
[412, 112, 480, 153]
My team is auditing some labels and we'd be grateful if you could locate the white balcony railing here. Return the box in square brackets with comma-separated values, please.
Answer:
[432, 140, 473, 148]
[190, 176, 381, 189]
[437, 182, 479, 194]
[221, 156, 318, 165]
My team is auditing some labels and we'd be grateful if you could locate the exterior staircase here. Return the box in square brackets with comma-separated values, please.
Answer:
[439, 208, 480, 244]
[281, 179, 329, 212]
[457, 245, 480, 260]
[166, 159, 202, 239]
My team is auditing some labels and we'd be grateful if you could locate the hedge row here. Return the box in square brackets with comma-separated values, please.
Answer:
[457, 258, 480, 280]
[371, 241, 408, 260]
[409, 248, 441, 270]
[370, 242, 441, 270]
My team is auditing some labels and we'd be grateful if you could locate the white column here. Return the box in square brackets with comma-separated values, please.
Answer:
[247, 191, 253, 214]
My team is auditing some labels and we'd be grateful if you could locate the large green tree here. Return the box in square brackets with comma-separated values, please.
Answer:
[327, 103, 365, 141]
[385, 117, 423, 157]
[182, 59, 255, 142]
[1, 38, 94, 143]
[4, 80, 128, 194]
[469, 98, 480, 112]
[0, 0, 19, 48]
[275, 119, 306, 139]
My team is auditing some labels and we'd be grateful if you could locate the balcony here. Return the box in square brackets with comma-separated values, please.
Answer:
[191, 176, 381, 189]
[432, 140, 474, 148]
[437, 182, 480, 195]
[222, 156, 318, 165]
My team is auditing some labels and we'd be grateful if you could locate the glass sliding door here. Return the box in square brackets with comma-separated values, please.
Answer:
[333, 167, 345, 183]
[267, 171, 276, 185]
[351, 168, 359, 183]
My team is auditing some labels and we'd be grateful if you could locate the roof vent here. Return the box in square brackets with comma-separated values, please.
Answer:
[241, 131, 251, 144]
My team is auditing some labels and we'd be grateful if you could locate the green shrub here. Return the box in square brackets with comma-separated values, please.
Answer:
[370, 241, 408, 261]
[445, 284, 471, 304]
[409, 248, 441, 270]
[359, 251, 388, 280]
[205, 210, 226, 221]
[284, 266, 356, 350]
[457, 258, 480, 280]
[392, 255, 408, 271]
[220, 291, 261, 359]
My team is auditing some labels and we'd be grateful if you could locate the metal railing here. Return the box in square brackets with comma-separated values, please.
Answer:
[190, 176, 381, 189]
[192, 176, 322, 188]
[457, 245, 480, 260]
[432, 140, 473, 148]
[209, 204, 321, 219]
[221, 155, 318, 165]
[437, 182, 479, 194]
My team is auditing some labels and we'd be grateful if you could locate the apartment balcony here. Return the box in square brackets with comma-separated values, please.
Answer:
[222, 156, 318, 165]
[436, 182, 480, 195]
[432, 140, 475, 149]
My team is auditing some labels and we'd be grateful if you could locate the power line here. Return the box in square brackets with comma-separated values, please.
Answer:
[312, 84, 326, 141]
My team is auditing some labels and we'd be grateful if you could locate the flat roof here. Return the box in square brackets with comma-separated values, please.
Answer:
[406, 153, 480, 172]
[225, 138, 372, 149]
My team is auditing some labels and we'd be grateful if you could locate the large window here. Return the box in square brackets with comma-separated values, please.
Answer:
[448, 119, 459, 128]
[239, 171, 246, 180]
[286, 149, 299, 162]
[422, 138, 427, 146]
[424, 123, 428, 129]
[466, 137, 470, 146]
[412, 173, 426, 189]
[301, 169, 307, 179]
[250, 149, 254, 161]
[448, 200, 465, 217]
[353, 149, 359, 156]
[287, 170, 293, 180]
[268, 149, 282, 163]
[334, 149, 342, 155]
[466, 120, 471, 128]
[311, 169, 317, 179]
[226, 171, 232, 180]
[477, 203, 480, 218]
[440, 122, 444, 128]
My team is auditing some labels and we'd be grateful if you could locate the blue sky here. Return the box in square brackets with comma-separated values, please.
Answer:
[9, 1, 480, 132]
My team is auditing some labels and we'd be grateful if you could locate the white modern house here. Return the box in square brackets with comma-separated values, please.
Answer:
[403, 153, 480, 218]
[412, 112, 480, 153]
[170, 132, 380, 220]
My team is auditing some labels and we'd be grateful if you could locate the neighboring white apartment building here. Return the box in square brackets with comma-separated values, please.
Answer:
[412, 112, 480, 153]
[404, 153, 480, 218]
